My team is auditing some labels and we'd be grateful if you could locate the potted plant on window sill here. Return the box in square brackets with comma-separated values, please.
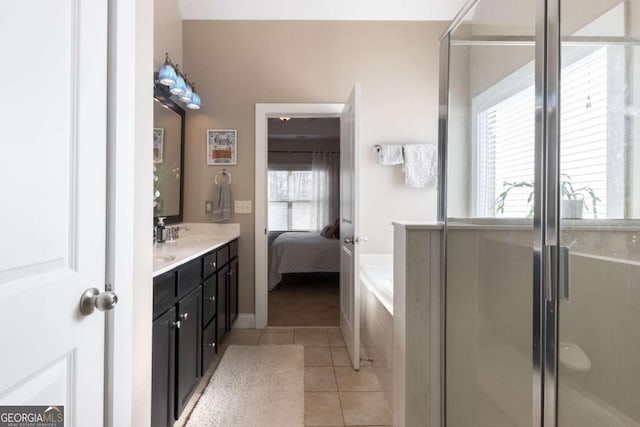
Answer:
[495, 174, 600, 219]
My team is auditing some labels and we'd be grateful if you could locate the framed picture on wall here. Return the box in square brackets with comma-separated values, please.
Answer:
[153, 128, 164, 164]
[207, 129, 237, 165]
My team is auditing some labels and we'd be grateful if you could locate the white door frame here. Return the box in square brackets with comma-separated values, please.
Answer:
[254, 103, 344, 329]
[107, 0, 153, 425]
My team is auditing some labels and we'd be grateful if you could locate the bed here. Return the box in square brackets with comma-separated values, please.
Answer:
[268, 232, 340, 290]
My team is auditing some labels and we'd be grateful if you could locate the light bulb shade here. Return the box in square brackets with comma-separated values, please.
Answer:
[158, 63, 177, 86]
[169, 75, 186, 95]
[179, 84, 193, 102]
[187, 92, 201, 110]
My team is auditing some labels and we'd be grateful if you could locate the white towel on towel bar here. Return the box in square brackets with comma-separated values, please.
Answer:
[402, 144, 438, 188]
[212, 183, 232, 222]
[377, 144, 404, 165]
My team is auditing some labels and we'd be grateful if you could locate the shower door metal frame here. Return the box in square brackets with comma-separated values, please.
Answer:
[437, 0, 561, 425]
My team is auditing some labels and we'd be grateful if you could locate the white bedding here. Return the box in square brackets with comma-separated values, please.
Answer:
[268, 232, 340, 290]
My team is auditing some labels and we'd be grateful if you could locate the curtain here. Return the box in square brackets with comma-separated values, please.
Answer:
[310, 151, 340, 232]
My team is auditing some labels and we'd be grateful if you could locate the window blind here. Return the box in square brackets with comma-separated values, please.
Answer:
[477, 47, 608, 218]
[268, 170, 313, 231]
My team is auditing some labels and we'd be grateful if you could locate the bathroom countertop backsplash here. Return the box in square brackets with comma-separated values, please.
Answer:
[153, 223, 240, 277]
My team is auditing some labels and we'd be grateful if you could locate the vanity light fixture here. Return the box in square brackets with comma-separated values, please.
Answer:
[186, 86, 201, 110]
[156, 52, 203, 109]
[158, 53, 177, 86]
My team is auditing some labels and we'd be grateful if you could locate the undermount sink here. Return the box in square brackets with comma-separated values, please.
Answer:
[177, 234, 210, 241]
[154, 254, 176, 263]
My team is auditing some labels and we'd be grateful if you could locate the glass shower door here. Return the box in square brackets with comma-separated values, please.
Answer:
[443, 0, 538, 425]
[557, 1, 640, 426]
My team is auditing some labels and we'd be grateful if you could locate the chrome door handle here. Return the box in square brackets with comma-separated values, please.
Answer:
[79, 288, 118, 315]
[344, 236, 367, 245]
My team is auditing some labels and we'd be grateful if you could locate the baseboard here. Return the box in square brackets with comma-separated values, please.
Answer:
[232, 313, 256, 329]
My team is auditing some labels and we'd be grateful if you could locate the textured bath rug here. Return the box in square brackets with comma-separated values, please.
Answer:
[186, 344, 304, 427]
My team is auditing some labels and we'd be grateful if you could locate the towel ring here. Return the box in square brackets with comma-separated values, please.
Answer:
[215, 169, 232, 185]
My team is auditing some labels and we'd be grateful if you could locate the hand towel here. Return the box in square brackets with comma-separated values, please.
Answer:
[377, 144, 404, 165]
[212, 183, 232, 222]
[402, 144, 438, 188]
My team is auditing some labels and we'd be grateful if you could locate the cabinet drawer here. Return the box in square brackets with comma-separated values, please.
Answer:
[202, 251, 217, 279]
[217, 244, 229, 267]
[153, 271, 176, 319]
[202, 276, 217, 327]
[202, 319, 217, 372]
[177, 259, 201, 298]
[229, 239, 238, 259]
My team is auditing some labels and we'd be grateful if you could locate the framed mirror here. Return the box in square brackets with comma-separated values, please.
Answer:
[153, 85, 185, 224]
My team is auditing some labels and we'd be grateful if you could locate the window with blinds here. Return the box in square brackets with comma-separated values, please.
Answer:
[268, 170, 313, 231]
[476, 47, 609, 218]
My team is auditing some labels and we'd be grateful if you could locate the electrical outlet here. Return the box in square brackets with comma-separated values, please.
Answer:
[234, 200, 252, 214]
[205, 200, 213, 213]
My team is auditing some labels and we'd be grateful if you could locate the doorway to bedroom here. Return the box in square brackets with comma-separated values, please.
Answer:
[266, 116, 341, 326]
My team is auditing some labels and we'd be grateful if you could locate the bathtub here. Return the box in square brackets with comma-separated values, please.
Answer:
[359, 254, 394, 410]
[360, 255, 394, 315]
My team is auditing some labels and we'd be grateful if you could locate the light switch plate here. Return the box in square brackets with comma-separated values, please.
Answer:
[234, 200, 252, 214]
[205, 200, 213, 214]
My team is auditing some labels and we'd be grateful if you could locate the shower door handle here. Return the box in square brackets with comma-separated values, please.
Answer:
[559, 246, 570, 302]
[543, 245, 556, 303]
[543, 245, 570, 303]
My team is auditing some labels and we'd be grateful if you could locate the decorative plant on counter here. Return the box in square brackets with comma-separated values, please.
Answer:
[153, 162, 181, 211]
[495, 174, 600, 218]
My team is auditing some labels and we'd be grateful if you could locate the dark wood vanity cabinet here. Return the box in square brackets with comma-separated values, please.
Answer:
[216, 264, 229, 344]
[229, 257, 239, 326]
[151, 307, 176, 427]
[175, 285, 202, 417]
[152, 238, 239, 424]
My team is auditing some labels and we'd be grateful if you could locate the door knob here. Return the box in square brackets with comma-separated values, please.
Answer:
[344, 236, 354, 244]
[354, 236, 368, 244]
[79, 288, 118, 316]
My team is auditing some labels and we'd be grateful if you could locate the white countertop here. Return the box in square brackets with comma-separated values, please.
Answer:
[153, 223, 240, 277]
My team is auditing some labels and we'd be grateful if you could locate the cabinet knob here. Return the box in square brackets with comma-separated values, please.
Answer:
[171, 320, 181, 329]
[208, 261, 216, 268]
[206, 296, 216, 302]
[179, 313, 189, 321]
[206, 343, 216, 348]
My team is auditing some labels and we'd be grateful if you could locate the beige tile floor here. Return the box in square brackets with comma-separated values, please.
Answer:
[175, 327, 392, 427]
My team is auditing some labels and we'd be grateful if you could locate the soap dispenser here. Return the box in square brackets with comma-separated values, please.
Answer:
[156, 217, 166, 243]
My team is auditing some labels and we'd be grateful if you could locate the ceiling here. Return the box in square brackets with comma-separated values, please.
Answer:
[178, 0, 468, 21]
[268, 118, 340, 141]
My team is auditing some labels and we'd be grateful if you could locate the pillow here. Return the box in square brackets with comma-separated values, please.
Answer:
[321, 225, 336, 238]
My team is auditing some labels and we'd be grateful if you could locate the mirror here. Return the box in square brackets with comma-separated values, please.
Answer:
[153, 86, 185, 224]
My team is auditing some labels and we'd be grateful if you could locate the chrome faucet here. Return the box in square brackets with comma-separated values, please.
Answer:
[166, 225, 191, 241]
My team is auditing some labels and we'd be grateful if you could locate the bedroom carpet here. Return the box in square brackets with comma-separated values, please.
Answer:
[186, 344, 304, 427]
[268, 273, 339, 326]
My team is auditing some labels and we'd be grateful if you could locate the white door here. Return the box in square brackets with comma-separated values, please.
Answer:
[0, 2, 110, 425]
[340, 84, 361, 370]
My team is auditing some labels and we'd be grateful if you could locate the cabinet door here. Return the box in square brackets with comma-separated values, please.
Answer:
[151, 307, 176, 427]
[175, 286, 202, 418]
[202, 274, 217, 327]
[217, 265, 228, 343]
[229, 258, 238, 329]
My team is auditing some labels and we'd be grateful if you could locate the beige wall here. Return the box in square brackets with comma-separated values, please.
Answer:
[182, 21, 446, 314]
[154, 0, 182, 69]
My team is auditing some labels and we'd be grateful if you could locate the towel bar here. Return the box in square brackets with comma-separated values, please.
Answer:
[215, 169, 232, 185]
